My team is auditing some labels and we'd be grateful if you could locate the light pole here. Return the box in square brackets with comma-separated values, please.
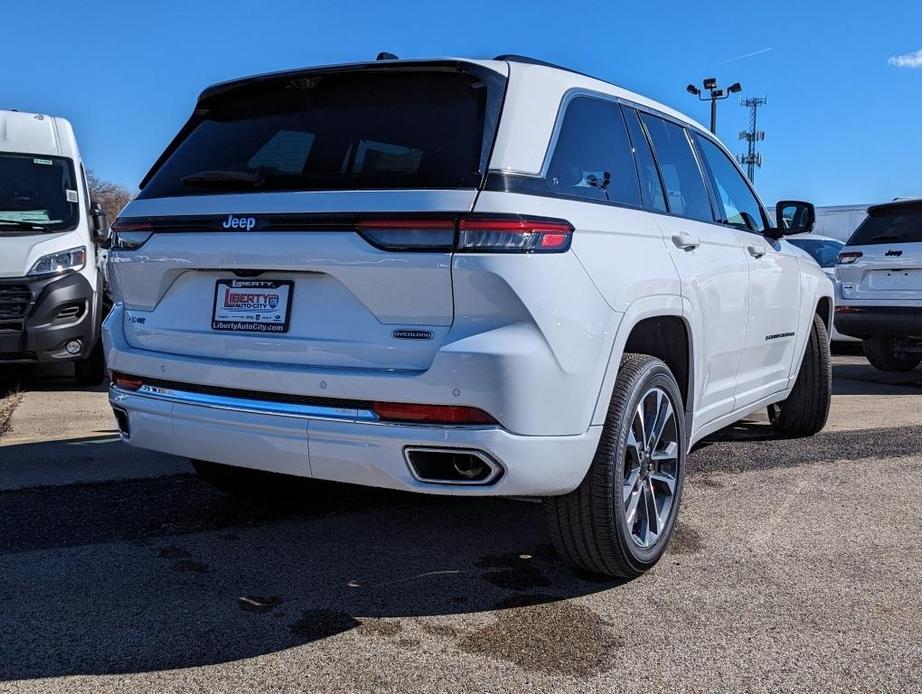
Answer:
[686, 78, 742, 135]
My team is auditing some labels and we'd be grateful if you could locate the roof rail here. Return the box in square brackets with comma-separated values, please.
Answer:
[492, 54, 599, 81]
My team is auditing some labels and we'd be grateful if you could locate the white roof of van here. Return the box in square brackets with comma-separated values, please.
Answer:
[0, 110, 79, 159]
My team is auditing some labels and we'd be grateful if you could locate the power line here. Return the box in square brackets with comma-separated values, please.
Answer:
[738, 97, 766, 182]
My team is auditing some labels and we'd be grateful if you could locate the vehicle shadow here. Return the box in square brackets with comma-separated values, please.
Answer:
[0, 438, 626, 681]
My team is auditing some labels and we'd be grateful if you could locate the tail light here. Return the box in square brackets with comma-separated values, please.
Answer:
[111, 219, 154, 250]
[457, 217, 573, 253]
[355, 215, 573, 253]
[112, 372, 143, 391]
[373, 401, 496, 425]
[837, 251, 863, 265]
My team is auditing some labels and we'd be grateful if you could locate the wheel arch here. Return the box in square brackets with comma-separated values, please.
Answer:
[590, 295, 693, 429]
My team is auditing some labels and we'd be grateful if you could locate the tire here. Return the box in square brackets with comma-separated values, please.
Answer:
[768, 313, 832, 437]
[862, 336, 921, 372]
[544, 354, 686, 579]
[74, 339, 106, 386]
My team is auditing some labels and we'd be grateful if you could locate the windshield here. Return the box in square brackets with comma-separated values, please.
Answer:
[139, 69, 499, 199]
[0, 153, 80, 233]
[788, 238, 844, 268]
[847, 203, 922, 245]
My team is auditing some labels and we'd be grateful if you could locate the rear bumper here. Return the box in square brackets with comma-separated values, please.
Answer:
[109, 384, 601, 496]
[0, 272, 99, 362]
[834, 306, 922, 338]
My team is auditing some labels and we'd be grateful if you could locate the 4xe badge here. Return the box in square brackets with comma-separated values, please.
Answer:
[222, 214, 257, 231]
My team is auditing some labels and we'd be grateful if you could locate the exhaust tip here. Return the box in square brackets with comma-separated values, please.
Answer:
[405, 448, 502, 486]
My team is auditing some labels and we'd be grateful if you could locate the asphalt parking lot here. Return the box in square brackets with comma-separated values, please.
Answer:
[0, 352, 920, 693]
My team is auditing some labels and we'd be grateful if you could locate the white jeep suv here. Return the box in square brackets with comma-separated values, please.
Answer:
[104, 56, 833, 578]
[835, 199, 922, 371]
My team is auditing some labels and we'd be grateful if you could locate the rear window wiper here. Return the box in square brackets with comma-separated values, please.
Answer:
[0, 219, 51, 231]
[871, 232, 904, 242]
[180, 170, 266, 189]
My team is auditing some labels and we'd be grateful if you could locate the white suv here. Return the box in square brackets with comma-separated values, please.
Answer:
[835, 199, 922, 371]
[104, 56, 833, 578]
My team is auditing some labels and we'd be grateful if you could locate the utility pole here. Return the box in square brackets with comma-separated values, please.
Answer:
[686, 78, 742, 135]
[738, 97, 766, 183]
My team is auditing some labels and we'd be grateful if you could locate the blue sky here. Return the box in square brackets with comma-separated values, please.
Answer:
[3, 0, 920, 206]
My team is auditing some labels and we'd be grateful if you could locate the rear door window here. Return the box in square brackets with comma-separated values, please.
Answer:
[848, 205, 922, 245]
[640, 114, 714, 223]
[543, 96, 642, 207]
[139, 70, 497, 198]
[622, 107, 667, 212]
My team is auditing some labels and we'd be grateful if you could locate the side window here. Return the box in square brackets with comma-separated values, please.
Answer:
[639, 113, 713, 223]
[545, 96, 642, 207]
[694, 133, 766, 232]
[622, 107, 666, 212]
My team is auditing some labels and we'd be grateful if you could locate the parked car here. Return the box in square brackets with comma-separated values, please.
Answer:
[835, 198, 922, 371]
[104, 55, 833, 578]
[0, 110, 111, 384]
[786, 235, 857, 342]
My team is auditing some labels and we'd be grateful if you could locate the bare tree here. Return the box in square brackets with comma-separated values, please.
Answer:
[86, 170, 134, 222]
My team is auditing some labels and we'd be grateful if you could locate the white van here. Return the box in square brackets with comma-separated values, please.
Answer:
[105, 57, 831, 578]
[0, 110, 110, 383]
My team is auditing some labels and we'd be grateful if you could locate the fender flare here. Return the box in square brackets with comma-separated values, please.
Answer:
[589, 293, 691, 427]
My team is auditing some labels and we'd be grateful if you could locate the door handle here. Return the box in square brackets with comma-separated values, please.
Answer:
[671, 232, 700, 251]
[747, 244, 766, 259]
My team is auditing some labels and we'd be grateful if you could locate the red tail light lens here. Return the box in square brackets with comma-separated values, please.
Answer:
[112, 372, 143, 391]
[372, 402, 497, 425]
[457, 217, 573, 253]
[355, 215, 573, 253]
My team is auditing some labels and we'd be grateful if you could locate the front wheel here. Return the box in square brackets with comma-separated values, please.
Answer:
[768, 313, 831, 437]
[862, 336, 922, 372]
[544, 354, 686, 579]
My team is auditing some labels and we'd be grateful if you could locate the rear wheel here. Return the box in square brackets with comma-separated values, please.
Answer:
[768, 314, 832, 436]
[862, 336, 922, 372]
[544, 354, 686, 579]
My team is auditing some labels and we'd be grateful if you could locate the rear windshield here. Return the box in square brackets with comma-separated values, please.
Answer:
[847, 204, 922, 245]
[139, 69, 497, 198]
[0, 153, 79, 233]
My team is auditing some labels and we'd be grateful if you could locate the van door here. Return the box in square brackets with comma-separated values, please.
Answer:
[637, 111, 750, 426]
[692, 132, 801, 406]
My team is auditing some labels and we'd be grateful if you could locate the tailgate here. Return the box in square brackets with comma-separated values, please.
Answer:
[109, 192, 476, 371]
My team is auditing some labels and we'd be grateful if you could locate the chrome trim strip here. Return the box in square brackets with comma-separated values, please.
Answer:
[404, 446, 504, 486]
[110, 384, 379, 422]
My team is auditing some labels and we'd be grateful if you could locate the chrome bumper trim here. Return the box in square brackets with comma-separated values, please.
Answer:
[109, 384, 379, 422]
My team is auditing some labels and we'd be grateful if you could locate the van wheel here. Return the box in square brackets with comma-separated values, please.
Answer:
[862, 336, 922, 372]
[74, 340, 106, 386]
[768, 314, 831, 437]
[544, 354, 686, 579]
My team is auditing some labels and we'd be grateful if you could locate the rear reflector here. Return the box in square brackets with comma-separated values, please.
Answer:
[356, 214, 573, 253]
[112, 372, 143, 391]
[372, 401, 496, 425]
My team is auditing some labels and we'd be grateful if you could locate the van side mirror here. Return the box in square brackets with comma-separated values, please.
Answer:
[90, 201, 111, 245]
[767, 200, 816, 238]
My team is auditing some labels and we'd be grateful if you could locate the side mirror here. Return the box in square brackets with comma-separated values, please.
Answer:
[90, 201, 111, 245]
[768, 200, 816, 238]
